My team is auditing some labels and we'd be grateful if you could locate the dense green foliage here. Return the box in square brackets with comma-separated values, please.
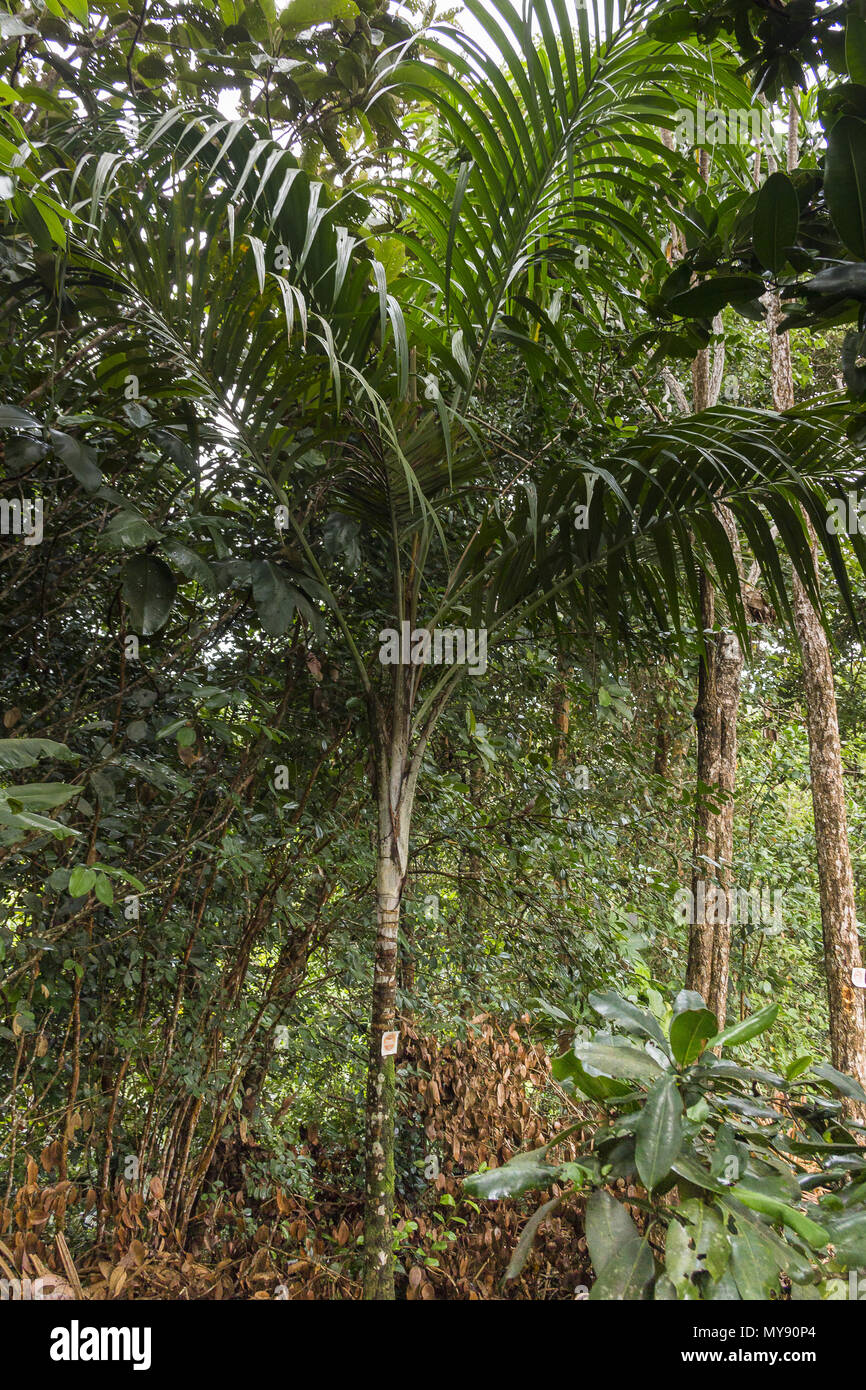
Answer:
[4, 0, 866, 1302]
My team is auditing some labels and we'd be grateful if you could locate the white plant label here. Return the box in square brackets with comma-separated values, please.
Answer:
[852, 967, 866, 989]
[381, 1031, 399, 1057]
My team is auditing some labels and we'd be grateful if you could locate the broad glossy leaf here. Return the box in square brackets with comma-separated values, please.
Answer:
[573, 1041, 664, 1083]
[463, 1149, 561, 1201]
[669, 1007, 717, 1066]
[728, 1222, 783, 1300]
[708, 1002, 778, 1051]
[0, 403, 41, 428]
[588, 989, 669, 1051]
[635, 1073, 683, 1191]
[847, 15, 866, 84]
[585, 1188, 652, 1300]
[810, 1060, 866, 1103]
[825, 116, 866, 259]
[673, 989, 707, 1015]
[665, 1219, 701, 1299]
[49, 429, 103, 491]
[668, 275, 765, 319]
[753, 172, 799, 273]
[589, 1234, 655, 1300]
[251, 560, 296, 637]
[122, 555, 177, 636]
[4, 782, 78, 811]
[0, 739, 77, 770]
[69, 865, 96, 897]
[551, 1049, 632, 1101]
[819, 1209, 866, 1265]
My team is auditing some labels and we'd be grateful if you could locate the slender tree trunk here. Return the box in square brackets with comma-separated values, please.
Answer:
[687, 572, 719, 1002]
[363, 687, 414, 1299]
[552, 656, 570, 765]
[709, 613, 742, 1028]
[672, 146, 743, 1025]
[684, 347, 743, 1026]
[363, 842, 402, 1299]
[765, 98, 866, 1096]
[791, 572, 866, 1090]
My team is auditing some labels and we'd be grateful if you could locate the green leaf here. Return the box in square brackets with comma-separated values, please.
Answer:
[729, 1222, 782, 1301]
[846, 15, 866, 85]
[590, 1234, 655, 1300]
[251, 560, 296, 637]
[819, 1209, 866, 1266]
[0, 808, 78, 841]
[673, 990, 707, 1016]
[0, 14, 39, 37]
[729, 1188, 829, 1249]
[825, 116, 866, 260]
[69, 865, 97, 896]
[588, 990, 670, 1051]
[0, 404, 42, 429]
[280, 0, 358, 30]
[635, 1073, 683, 1191]
[463, 1149, 561, 1201]
[93, 872, 114, 905]
[668, 276, 765, 319]
[753, 172, 799, 273]
[679, 1200, 731, 1284]
[708, 1002, 778, 1051]
[4, 782, 78, 811]
[322, 512, 361, 572]
[122, 555, 176, 635]
[785, 1054, 814, 1082]
[810, 1060, 866, 1102]
[103, 511, 162, 549]
[669, 1007, 718, 1066]
[572, 1041, 664, 1083]
[48, 429, 103, 491]
[672, 1153, 726, 1195]
[162, 540, 216, 593]
[585, 1191, 654, 1300]
[0, 739, 78, 770]
[665, 1216, 703, 1299]
[551, 1049, 632, 1101]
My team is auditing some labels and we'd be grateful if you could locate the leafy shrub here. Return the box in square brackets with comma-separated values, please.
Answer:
[465, 989, 866, 1299]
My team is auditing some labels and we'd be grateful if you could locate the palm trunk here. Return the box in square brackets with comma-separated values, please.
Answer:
[684, 344, 742, 1027]
[686, 581, 742, 1026]
[363, 843, 402, 1299]
[677, 146, 743, 1023]
[687, 572, 720, 1002]
[766, 100, 866, 1099]
[709, 615, 742, 1028]
[363, 687, 413, 1299]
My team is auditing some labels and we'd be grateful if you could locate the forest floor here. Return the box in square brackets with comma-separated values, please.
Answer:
[0, 1017, 610, 1300]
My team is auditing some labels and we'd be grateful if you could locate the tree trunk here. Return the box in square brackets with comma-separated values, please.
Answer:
[363, 689, 413, 1299]
[684, 338, 743, 1027]
[766, 99, 866, 1097]
[687, 572, 719, 1003]
[363, 842, 402, 1299]
[675, 144, 743, 1023]
[552, 661, 570, 765]
[709, 616, 742, 1028]
[791, 572, 866, 1090]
